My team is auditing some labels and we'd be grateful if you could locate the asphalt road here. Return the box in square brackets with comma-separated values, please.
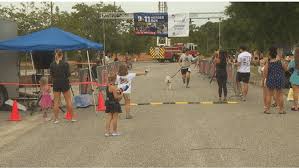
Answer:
[1, 62, 299, 167]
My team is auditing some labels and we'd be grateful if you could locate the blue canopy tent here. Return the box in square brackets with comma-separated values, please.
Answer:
[0, 27, 103, 51]
[0, 27, 103, 111]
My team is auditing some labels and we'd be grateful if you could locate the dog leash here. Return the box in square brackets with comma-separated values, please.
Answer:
[171, 68, 182, 78]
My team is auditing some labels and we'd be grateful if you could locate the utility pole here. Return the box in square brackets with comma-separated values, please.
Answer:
[157, 2, 168, 46]
[218, 18, 221, 49]
[102, 14, 106, 55]
[50, 1, 53, 26]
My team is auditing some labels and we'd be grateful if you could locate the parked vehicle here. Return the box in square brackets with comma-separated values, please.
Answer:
[0, 19, 18, 109]
[150, 42, 198, 62]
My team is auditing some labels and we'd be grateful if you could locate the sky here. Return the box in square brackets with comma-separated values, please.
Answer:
[0, 1, 230, 25]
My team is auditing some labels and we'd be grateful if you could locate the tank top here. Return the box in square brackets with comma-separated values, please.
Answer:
[216, 55, 227, 71]
[106, 86, 117, 102]
[50, 61, 70, 83]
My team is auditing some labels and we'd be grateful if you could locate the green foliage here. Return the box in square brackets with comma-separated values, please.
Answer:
[2, 2, 299, 57]
[0, 2, 155, 57]
[224, 2, 299, 51]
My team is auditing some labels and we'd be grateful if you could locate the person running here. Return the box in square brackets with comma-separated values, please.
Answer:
[116, 64, 148, 119]
[288, 45, 299, 111]
[105, 73, 123, 137]
[214, 50, 228, 102]
[50, 49, 76, 123]
[235, 45, 252, 101]
[178, 50, 197, 88]
[263, 47, 287, 114]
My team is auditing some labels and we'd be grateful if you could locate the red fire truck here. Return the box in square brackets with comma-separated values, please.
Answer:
[150, 42, 198, 62]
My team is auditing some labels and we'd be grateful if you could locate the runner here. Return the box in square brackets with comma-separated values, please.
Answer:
[235, 45, 252, 101]
[178, 50, 197, 88]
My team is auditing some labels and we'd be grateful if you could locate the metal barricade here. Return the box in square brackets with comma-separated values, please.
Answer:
[96, 61, 121, 90]
[198, 60, 264, 98]
[78, 68, 92, 94]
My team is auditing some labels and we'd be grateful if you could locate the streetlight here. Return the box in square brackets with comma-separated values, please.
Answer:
[218, 17, 222, 49]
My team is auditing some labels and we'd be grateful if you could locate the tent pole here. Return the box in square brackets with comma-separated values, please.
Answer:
[24, 52, 28, 100]
[30, 51, 38, 93]
[87, 50, 97, 113]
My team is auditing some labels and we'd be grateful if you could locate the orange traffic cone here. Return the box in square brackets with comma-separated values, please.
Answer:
[64, 111, 72, 120]
[97, 91, 106, 111]
[9, 100, 21, 121]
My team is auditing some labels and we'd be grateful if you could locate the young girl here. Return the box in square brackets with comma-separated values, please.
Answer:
[259, 58, 268, 111]
[116, 64, 148, 119]
[39, 77, 53, 121]
[105, 74, 123, 137]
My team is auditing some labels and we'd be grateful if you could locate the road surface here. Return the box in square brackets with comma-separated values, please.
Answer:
[0, 62, 299, 167]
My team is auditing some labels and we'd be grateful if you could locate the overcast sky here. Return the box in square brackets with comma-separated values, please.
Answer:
[0, 1, 230, 25]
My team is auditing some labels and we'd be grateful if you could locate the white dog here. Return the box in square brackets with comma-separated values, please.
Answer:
[164, 75, 172, 90]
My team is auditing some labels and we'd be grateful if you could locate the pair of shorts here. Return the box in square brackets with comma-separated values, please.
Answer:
[53, 82, 70, 93]
[236, 72, 250, 83]
[123, 93, 130, 100]
[181, 68, 191, 75]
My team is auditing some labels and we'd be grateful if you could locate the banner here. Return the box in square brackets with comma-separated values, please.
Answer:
[168, 13, 190, 37]
[134, 13, 168, 37]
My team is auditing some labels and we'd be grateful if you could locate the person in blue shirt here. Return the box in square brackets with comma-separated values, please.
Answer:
[288, 46, 299, 111]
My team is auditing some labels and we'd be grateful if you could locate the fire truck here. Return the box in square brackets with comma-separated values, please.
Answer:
[150, 42, 198, 62]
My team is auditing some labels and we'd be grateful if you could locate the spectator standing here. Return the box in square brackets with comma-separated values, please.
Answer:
[213, 50, 228, 102]
[288, 45, 299, 111]
[105, 74, 123, 137]
[263, 47, 287, 114]
[50, 49, 76, 123]
[115, 64, 148, 119]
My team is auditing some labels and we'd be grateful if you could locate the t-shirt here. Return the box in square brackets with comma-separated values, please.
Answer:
[237, 51, 252, 73]
[115, 73, 136, 94]
[179, 54, 194, 69]
[50, 61, 70, 83]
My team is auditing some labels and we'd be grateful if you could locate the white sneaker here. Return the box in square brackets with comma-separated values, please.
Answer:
[46, 117, 52, 121]
[53, 120, 59, 124]
[111, 132, 121, 136]
[104, 133, 110, 137]
[71, 119, 77, 122]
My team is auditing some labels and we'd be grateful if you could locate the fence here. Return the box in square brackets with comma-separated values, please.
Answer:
[78, 61, 121, 94]
[96, 61, 121, 90]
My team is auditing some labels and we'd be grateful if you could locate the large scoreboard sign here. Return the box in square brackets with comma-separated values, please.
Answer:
[134, 13, 168, 37]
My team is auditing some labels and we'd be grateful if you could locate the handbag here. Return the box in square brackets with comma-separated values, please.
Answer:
[287, 88, 294, 101]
